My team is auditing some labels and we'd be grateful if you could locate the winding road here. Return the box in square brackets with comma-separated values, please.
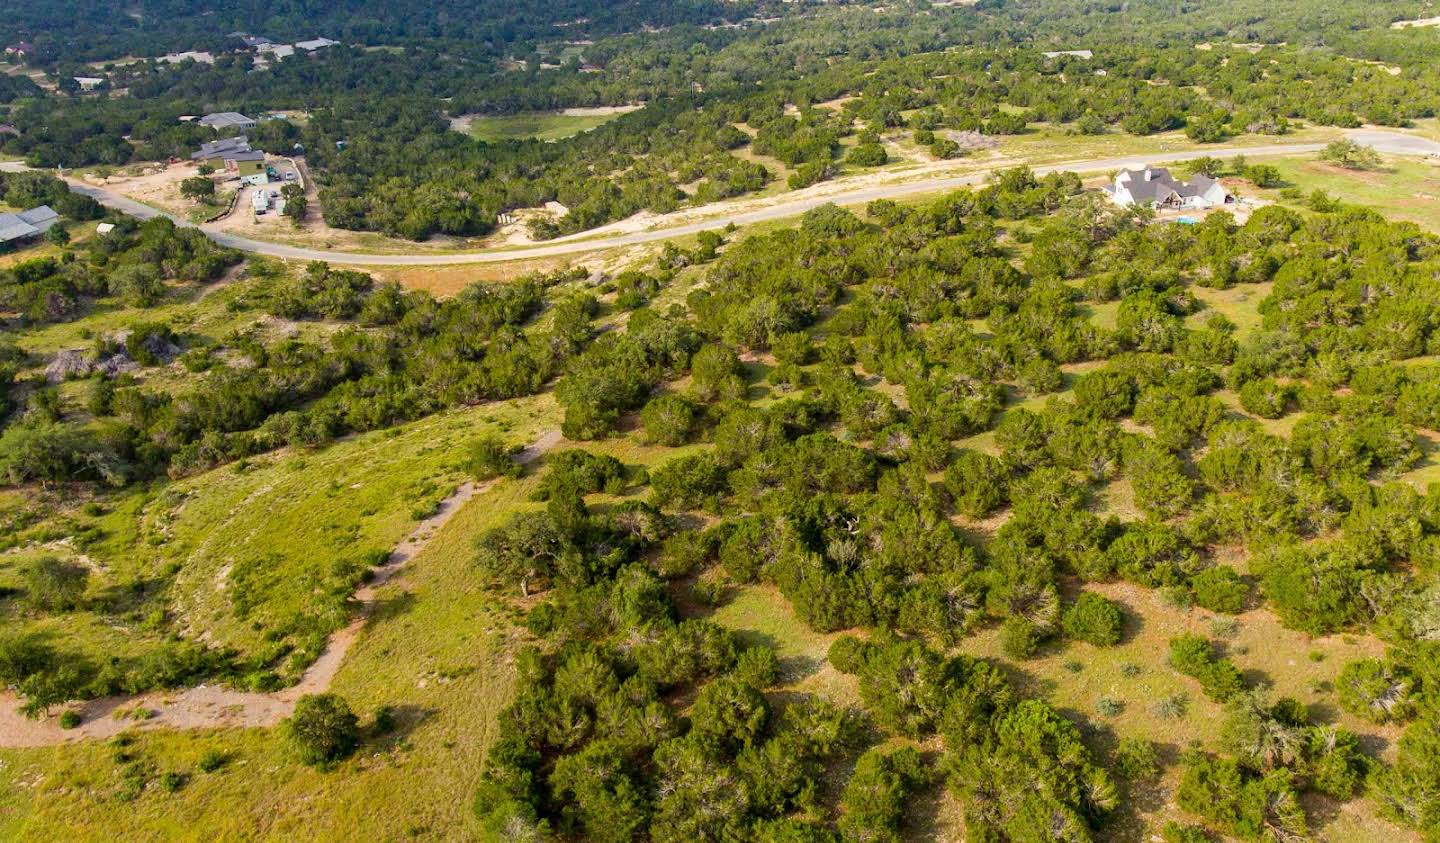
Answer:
[9, 129, 1440, 267]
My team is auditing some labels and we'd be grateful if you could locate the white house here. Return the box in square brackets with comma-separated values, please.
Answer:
[1105, 167, 1232, 209]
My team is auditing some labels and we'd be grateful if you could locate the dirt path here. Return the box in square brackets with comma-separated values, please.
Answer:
[0, 429, 563, 748]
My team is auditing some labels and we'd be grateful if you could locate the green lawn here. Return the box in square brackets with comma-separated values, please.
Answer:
[461, 111, 628, 143]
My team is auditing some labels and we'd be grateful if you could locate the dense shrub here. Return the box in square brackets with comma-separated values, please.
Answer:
[1169, 635, 1244, 702]
[1190, 567, 1248, 614]
[1061, 592, 1124, 646]
[283, 693, 361, 766]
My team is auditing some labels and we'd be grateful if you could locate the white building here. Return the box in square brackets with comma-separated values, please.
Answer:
[1105, 166, 1232, 209]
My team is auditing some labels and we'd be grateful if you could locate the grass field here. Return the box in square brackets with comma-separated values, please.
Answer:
[461, 112, 627, 143]
[156, 393, 560, 675]
[999, 124, 1343, 168]
[1188, 281, 1272, 343]
[0, 384, 559, 687]
[1259, 156, 1440, 233]
[0, 462, 546, 841]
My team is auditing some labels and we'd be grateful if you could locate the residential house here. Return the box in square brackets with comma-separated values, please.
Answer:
[4, 42, 35, 60]
[230, 150, 268, 181]
[198, 111, 258, 132]
[191, 136, 267, 180]
[1105, 167, 1232, 209]
[0, 205, 60, 246]
[74, 76, 105, 91]
[192, 135, 252, 165]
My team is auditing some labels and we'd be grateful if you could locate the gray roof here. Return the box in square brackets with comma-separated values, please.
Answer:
[1177, 174, 1220, 198]
[0, 215, 39, 242]
[1116, 166, 1173, 185]
[193, 136, 252, 159]
[1114, 166, 1223, 203]
[228, 150, 265, 162]
[198, 112, 256, 129]
[1118, 177, 1176, 203]
[17, 205, 58, 229]
[0, 205, 55, 242]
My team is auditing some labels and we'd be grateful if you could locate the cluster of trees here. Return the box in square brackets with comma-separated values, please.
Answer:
[1, 262, 585, 490]
[1, 0, 786, 66]
[472, 478, 866, 840]
[472, 442, 1124, 840]
[832, 635, 1117, 840]
[1175, 689, 1372, 840]
[535, 174, 1440, 837]
[0, 214, 234, 325]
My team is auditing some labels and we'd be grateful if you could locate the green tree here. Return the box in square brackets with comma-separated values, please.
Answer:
[283, 693, 361, 766]
[641, 394, 699, 446]
[281, 182, 307, 226]
[1319, 139, 1382, 171]
[179, 176, 216, 202]
[467, 434, 521, 481]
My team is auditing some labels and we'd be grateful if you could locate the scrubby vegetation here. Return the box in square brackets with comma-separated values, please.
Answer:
[12, 0, 1440, 837]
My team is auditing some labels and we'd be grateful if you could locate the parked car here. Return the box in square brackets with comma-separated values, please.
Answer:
[284, 172, 297, 181]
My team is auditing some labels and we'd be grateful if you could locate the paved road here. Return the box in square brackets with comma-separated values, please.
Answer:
[9, 129, 1438, 266]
